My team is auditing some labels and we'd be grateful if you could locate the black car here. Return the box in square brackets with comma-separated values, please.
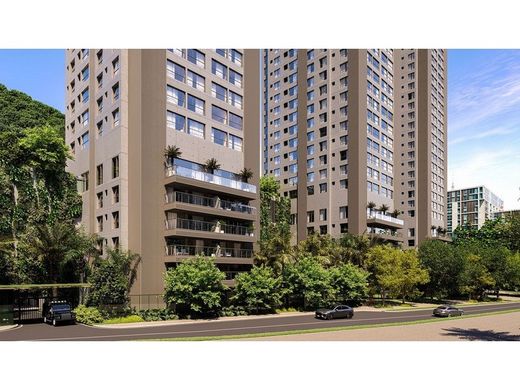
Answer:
[315, 305, 354, 320]
[432, 305, 464, 318]
[43, 300, 76, 326]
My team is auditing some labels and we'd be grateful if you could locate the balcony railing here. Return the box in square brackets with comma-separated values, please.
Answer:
[165, 191, 256, 215]
[368, 227, 402, 237]
[165, 165, 256, 194]
[367, 210, 404, 226]
[166, 244, 253, 259]
[165, 218, 253, 237]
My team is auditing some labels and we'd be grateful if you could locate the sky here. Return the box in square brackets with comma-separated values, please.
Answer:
[0, 49, 519, 209]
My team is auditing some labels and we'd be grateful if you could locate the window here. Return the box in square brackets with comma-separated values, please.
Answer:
[319, 183, 327, 193]
[274, 156, 281, 165]
[187, 119, 205, 138]
[112, 211, 119, 229]
[112, 186, 119, 204]
[112, 237, 120, 248]
[229, 69, 242, 87]
[167, 111, 185, 131]
[167, 61, 185, 82]
[212, 82, 227, 102]
[229, 91, 243, 109]
[229, 112, 243, 130]
[307, 185, 314, 195]
[167, 85, 185, 106]
[288, 151, 297, 161]
[212, 105, 227, 124]
[319, 169, 327, 179]
[81, 110, 89, 126]
[81, 88, 89, 103]
[319, 208, 327, 221]
[288, 137, 298, 148]
[80, 131, 89, 149]
[187, 95, 205, 115]
[96, 49, 102, 63]
[307, 131, 315, 142]
[81, 66, 89, 81]
[112, 108, 120, 127]
[273, 168, 280, 177]
[307, 211, 315, 223]
[307, 172, 315, 182]
[112, 83, 120, 101]
[112, 156, 119, 179]
[307, 158, 315, 169]
[230, 49, 242, 66]
[96, 164, 103, 186]
[112, 57, 120, 75]
[97, 216, 103, 233]
[80, 172, 89, 192]
[96, 97, 103, 112]
[212, 127, 227, 146]
[187, 49, 205, 67]
[307, 145, 315, 155]
[339, 206, 347, 219]
[289, 163, 298, 173]
[212, 59, 227, 80]
[97, 192, 103, 209]
[187, 70, 205, 91]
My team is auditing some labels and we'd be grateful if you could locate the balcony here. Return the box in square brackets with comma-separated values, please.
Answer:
[166, 244, 253, 262]
[165, 191, 256, 216]
[165, 218, 254, 239]
[367, 210, 404, 229]
[368, 227, 403, 243]
[165, 165, 256, 196]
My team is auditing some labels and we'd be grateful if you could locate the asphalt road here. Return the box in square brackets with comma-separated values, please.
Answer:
[1, 302, 519, 341]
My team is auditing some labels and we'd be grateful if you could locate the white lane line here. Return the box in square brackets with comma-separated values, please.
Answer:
[29, 305, 520, 341]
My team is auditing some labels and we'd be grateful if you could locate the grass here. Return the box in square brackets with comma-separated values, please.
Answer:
[102, 314, 144, 324]
[275, 307, 299, 314]
[147, 308, 520, 341]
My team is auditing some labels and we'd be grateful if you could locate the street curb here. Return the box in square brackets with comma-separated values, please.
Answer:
[0, 324, 20, 332]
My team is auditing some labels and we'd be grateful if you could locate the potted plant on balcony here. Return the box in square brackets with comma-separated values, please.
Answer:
[379, 204, 389, 215]
[436, 226, 445, 236]
[164, 145, 182, 167]
[367, 201, 376, 216]
[390, 209, 403, 218]
[238, 167, 253, 183]
[247, 225, 255, 237]
[203, 158, 221, 174]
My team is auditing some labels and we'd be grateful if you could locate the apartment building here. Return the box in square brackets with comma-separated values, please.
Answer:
[447, 185, 504, 234]
[65, 49, 261, 296]
[263, 49, 448, 247]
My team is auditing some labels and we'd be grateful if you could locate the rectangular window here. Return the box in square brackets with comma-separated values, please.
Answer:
[97, 192, 103, 209]
[229, 69, 242, 87]
[96, 164, 103, 186]
[229, 91, 243, 109]
[80, 171, 89, 192]
[212, 82, 227, 102]
[212, 105, 227, 124]
[230, 50, 242, 66]
[187, 94, 205, 115]
[112, 83, 120, 101]
[167, 85, 185, 106]
[112, 186, 119, 204]
[187, 49, 205, 68]
[319, 208, 327, 221]
[212, 59, 227, 80]
[81, 88, 89, 103]
[81, 110, 89, 126]
[307, 211, 315, 223]
[112, 57, 120, 75]
[187, 119, 205, 139]
[112, 155, 119, 179]
[229, 112, 243, 130]
[212, 128, 227, 146]
[339, 206, 347, 219]
[81, 65, 89, 81]
[229, 134, 243, 151]
[112, 109, 120, 127]
[167, 60, 185, 82]
[167, 111, 186, 131]
[187, 70, 205, 91]
[80, 131, 89, 149]
[112, 211, 119, 229]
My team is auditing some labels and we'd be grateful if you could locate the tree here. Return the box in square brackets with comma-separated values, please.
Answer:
[505, 252, 520, 291]
[163, 145, 181, 166]
[338, 233, 383, 268]
[283, 256, 334, 309]
[202, 158, 221, 174]
[238, 167, 253, 183]
[256, 176, 292, 274]
[390, 209, 403, 218]
[329, 263, 369, 305]
[163, 256, 226, 317]
[367, 201, 376, 214]
[418, 239, 464, 299]
[459, 253, 494, 300]
[397, 249, 429, 303]
[87, 248, 141, 307]
[293, 233, 344, 267]
[379, 204, 389, 214]
[233, 265, 283, 314]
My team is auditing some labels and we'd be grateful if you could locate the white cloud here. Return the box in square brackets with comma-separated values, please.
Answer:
[449, 127, 515, 146]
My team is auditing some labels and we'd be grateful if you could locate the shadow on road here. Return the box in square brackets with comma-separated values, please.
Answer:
[441, 327, 520, 341]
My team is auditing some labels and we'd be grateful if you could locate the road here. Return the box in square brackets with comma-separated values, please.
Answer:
[1, 302, 519, 341]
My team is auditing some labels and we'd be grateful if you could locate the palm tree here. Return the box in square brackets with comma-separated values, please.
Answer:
[367, 201, 376, 215]
[238, 167, 253, 183]
[203, 158, 221, 174]
[164, 145, 181, 166]
[436, 226, 445, 236]
[379, 204, 389, 214]
[390, 209, 403, 218]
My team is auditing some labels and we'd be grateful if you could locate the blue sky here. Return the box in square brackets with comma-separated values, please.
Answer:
[0, 49, 519, 209]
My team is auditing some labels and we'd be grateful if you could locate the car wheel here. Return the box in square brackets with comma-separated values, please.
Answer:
[52, 318, 56, 326]
[349, 313, 353, 319]
[327, 314, 332, 320]
[448, 313, 451, 318]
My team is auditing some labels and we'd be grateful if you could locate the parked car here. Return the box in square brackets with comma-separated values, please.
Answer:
[43, 300, 76, 326]
[432, 305, 464, 318]
[315, 305, 354, 320]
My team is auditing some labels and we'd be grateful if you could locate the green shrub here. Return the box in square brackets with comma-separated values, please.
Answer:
[138, 309, 178, 322]
[73, 305, 104, 325]
[275, 307, 298, 314]
[219, 305, 248, 317]
[103, 315, 144, 324]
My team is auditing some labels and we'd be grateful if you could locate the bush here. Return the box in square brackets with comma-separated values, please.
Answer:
[219, 305, 248, 317]
[103, 315, 144, 324]
[73, 305, 104, 325]
[233, 265, 283, 314]
[138, 309, 178, 322]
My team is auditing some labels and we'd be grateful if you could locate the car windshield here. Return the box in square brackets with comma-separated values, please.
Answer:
[437, 306, 448, 310]
[52, 304, 71, 312]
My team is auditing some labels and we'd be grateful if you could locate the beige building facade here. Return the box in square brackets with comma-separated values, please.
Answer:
[263, 49, 448, 247]
[65, 49, 261, 296]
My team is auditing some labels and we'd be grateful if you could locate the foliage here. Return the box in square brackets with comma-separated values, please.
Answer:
[233, 265, 283, 314]
[418, 239, 464, 299]
[163, 145, 182, 165]
[459, 253, 495, 300]
[163, 256, 226, 317]
[219, 305, 248, 317]
[87, 249, 141, 307]
[202, 158, 221, 173]
[329, 263, 369, 305]
[256, 176, 292, 273]
[238, 167, 253, 183]
[338, 233, 382, 268]
[283, 256, 334, 309]
[452, 218, 508, 248]
[366, 245, 429, 304]
[138, 308, 178, 322]
[73, 304, 104, 325]
[103, 315, 144, 324]
[293, 233, 344, 267]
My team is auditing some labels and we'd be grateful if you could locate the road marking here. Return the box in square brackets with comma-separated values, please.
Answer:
[30, 307, 520, 341]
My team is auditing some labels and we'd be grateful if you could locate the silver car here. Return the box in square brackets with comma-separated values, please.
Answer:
[433, 305, 464, 317]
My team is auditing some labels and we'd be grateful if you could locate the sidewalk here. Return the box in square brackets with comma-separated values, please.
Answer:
[0, 325, 18, 332]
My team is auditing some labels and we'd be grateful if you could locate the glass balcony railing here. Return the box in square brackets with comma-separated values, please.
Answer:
[165, 165, 256, 194]
[367, 210, 404, 226]
[166, 244, 253, 258]
[165, 218, 253, 237]
[368, 227, 403, 237]
[165, 191, 256, 215]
